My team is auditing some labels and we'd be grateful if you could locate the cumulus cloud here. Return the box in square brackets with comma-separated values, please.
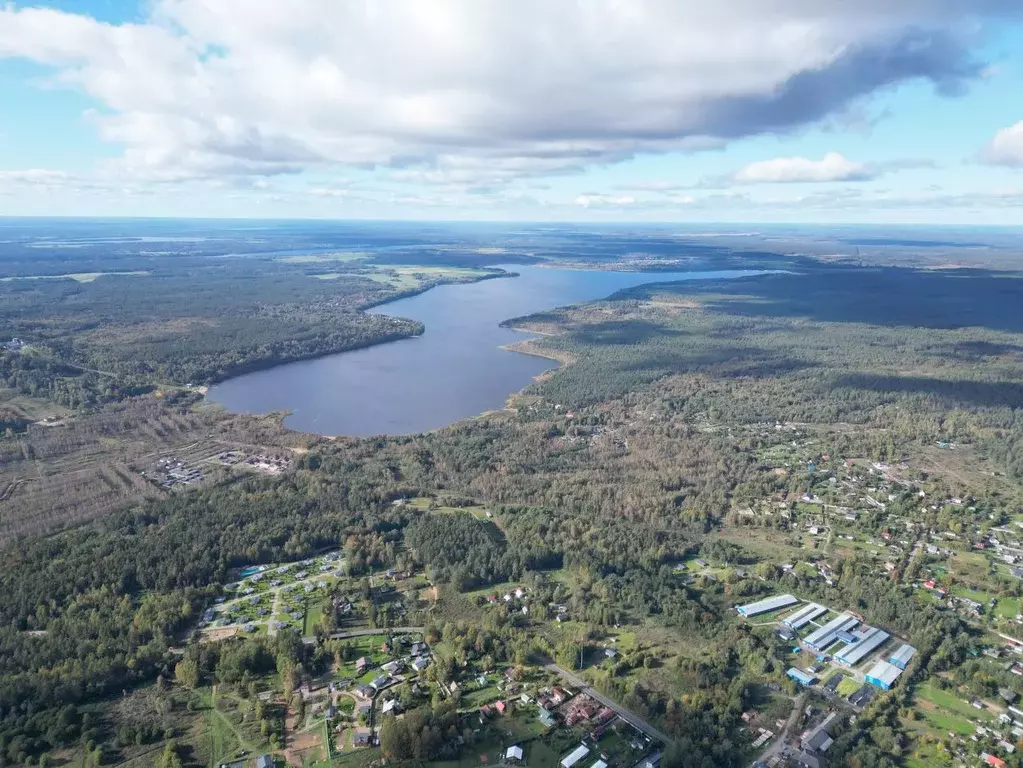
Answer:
[574, 194, 637, 208]
[0, 169, 74, 185]
[734, 152, 874, 183]
[0, 1, 1017, 182]
[982, 121, 1023, 167]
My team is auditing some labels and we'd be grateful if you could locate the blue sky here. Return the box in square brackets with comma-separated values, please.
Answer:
[1, 0, 1023, 222]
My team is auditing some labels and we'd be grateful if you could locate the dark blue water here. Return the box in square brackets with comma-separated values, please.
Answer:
[207, 266, 762, 435]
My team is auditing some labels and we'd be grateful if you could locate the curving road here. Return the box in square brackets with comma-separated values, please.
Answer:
[544, 663, 675, 746]
[755, 691, 806, 766]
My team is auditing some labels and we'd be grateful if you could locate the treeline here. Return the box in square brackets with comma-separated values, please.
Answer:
[0, 468, 416, 762]
[0, 350, 154, 410]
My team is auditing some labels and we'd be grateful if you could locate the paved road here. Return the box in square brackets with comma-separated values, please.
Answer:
[545, 663, 675, 746]
[755, 691, 806, 766]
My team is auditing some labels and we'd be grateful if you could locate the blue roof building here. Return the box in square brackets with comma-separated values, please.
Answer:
[865, 660, 902, 690]
[889, 643, 916, 670]
[787, 667, 817, 686]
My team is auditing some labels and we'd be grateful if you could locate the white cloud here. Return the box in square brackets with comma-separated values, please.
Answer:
[982, 121, 1023, 167]
[574, 194, 636, 208]
[0, 1, 1017, 183]
[308, 187, 351, 198]
[0, 169, 74, 185]
[734, 152, 874, 183]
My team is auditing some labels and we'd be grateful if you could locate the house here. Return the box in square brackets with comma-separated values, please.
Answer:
[256, 757, 273, 768]
[495, 700, 507, 714]
[506, 746, 524, 762]
[412, 657, 430, 671]
[538, 709, 557, 728]
[801, 713, 835, 753]
[605, 648, 618, 659]
[636, 752, 661, 768]
[382, 698, 400, 715]
[370, 674, 391, 690]
[353, 728, 372, 747]
[983, 753, 1007, 768]
[356, 656, 369, 672]
[1001, 688, 1019, 705]
[794, 752, 822, 768]
[849, 685, 876, 708]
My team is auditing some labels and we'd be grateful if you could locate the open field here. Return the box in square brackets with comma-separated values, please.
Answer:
[915, 682, 995, 724]
[281, 252, 370, 264]
[0, 396, 309, 547]
[0, 271, 150, 282]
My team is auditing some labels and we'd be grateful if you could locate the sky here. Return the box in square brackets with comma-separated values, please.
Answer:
[1, 1, 1023, 223]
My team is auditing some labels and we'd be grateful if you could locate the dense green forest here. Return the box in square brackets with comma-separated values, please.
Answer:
[2, 239, 1023, 765]
[0, 253, 514, 393]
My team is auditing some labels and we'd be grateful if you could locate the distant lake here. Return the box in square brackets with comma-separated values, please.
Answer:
[207, 266, 762, 436]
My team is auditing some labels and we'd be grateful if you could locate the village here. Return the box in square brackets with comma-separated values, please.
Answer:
[177, 423, 1023, 768]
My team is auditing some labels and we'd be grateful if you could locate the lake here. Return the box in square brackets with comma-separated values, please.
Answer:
[207, 265, 762, 435]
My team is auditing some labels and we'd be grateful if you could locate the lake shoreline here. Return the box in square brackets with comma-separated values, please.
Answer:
[208, 265, 767, 436]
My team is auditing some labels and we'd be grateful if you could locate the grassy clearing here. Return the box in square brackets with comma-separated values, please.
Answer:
[304, 603, 324, 636]
[0, 389, 71, 421]
[836, 677, 862, 697]
[916, 682, 993, 723]
[0, 271, 149, 282]
[950, 585, 995, 603]
[281, 252, 369, 264]
[901, 718, 954, 767]
[408, 497, 489, 518]
[915, 702, 975, 735]
[997, 597, 1021, 619]
[949, 551, 995, 583]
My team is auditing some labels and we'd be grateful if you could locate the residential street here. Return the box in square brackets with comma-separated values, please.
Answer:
[544, 663, 676, 746]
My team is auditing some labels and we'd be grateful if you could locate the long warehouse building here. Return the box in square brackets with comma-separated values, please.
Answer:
[865, 660, 903, 690]
[836, 626, 890, 666]
[736, 594, 798, 617]
[804, 613, 859, 651]
[781, 602, 828, 630]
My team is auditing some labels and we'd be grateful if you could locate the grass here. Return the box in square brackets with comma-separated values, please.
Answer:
[195, 687, 266, 765]
[0, 389, 71, 421]
[335, 746, 381, 768]
[951, 585, 995, 602]
[836, 677, 862, 697]
[304, 603, 324, 636]
[0, 271, 150, 282]
[901, 717, 955, 767]
[916, 682, 994, 723]
[949, 550, 995, 584]
[408, 496, 491, 519]
[362, 265, 491, 291]
[915, 703, 975, 736]
[280, 252, 369, 263]
[997, 597, 1021, 619]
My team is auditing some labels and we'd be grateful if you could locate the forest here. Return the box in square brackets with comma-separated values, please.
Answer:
[1, 229, 1023, 765]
